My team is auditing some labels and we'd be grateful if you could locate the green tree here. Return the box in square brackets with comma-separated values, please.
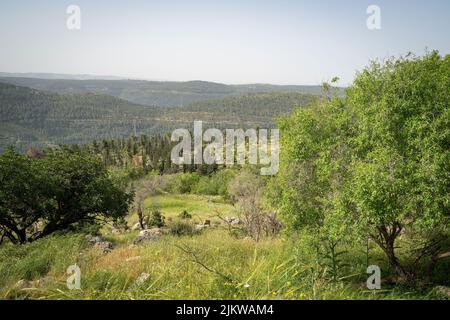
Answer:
[271, 51, 449, 281]
[35, 150, 133, 240]
[343, 51, 449, 280]
[0, 149, 133, 243]
[0, 150, 49, 244]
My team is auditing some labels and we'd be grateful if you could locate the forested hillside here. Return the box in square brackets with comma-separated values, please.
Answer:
[0, 82, 315, 151]
[180, 92, 316, 117]
[0, 82, 162, 150]
[0, 76, 329, 107]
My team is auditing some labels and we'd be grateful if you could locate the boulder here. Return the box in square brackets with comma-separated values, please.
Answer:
[131, 222, 141, 231]
[14, 279, 31, 290]
[133, 228, 162, 244]
[14, 277, 53, 290]
[224, 217, 241, 224]
[85, 234, 114, 253]
[85, 234, 103, 244]
[93, 241, 114, 254]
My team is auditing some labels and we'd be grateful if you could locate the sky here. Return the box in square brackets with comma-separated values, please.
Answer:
[0, 0, 449, 85]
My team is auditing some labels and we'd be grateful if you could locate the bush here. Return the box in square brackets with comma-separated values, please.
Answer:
[191, 170, 235, 196]
[178, 210, 192, 219]
[146, 208, 165, 228]
[169, 173, 200, 194]
[167, 220, 197, 236]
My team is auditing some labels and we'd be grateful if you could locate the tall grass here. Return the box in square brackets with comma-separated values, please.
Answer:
[0, 228, 442, 300]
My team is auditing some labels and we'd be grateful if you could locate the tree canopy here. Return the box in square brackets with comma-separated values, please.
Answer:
[0, 149, 133, 243]
[271, 51, 449, 280]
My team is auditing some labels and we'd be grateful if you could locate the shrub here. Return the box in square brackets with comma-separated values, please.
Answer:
[178, 210, 192, 219]
[191, 170, 235, 196]
[146, 208, 165, 228]
[167, 220, 197, 236]
[169, 173, 200, 194]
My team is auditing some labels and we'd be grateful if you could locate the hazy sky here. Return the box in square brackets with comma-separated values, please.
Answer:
[0, 0, 448, 85]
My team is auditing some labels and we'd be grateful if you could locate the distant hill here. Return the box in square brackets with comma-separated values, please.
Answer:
[0, 76, 331, 107]
[0, 82, 317, 151]
[0, 82, 161, 151]
[0, 72, 127, 80]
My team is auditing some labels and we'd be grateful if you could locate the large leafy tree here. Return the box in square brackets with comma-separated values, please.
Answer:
[271, 51, 449, 280]
[344, 51, 449, 279]
[0, 149, 133, 243]
[0, 150, 50, 244]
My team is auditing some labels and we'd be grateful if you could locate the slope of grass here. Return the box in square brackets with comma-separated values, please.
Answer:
[143, 194, 234, 223]
[0, 194, 446, 300]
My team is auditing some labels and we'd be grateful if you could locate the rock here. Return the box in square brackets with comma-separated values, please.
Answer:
[85, 234, 103, 244]
[434, 286, 450, 298]
[93, 241, 114, 254]
[131, 222, 141, 231]
[194, 220, 211, 231]
[231, 218, 242, 225]
[85, 235, 114, 253]
[33, 276, 53, 287]
[14, 277, 54, 290]
[224, 217, 241, 224]
[110, 227, 123, 235]
[131, 222, 148, 231]
[133, 228, 162, 244]
[135, 272, 150, 285]
[14, 279, 31, 290]
[195, 224, 209, 231]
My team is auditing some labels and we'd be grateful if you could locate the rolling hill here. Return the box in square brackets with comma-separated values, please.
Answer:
[0, 76, 329, 108]
[0, 82, 317, 151]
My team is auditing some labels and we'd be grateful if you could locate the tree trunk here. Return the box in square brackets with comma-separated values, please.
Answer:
[16, 228, 27, 244]
[383, 238, 409, 281]
[137, 203, 144, 230]
[373, 223, 411, 282]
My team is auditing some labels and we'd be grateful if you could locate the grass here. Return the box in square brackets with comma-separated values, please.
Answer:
[0, 194, 447, 300]
[141, 194, 234, 224]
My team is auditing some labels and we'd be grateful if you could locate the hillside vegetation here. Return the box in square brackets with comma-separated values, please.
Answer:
[0, 52, 448, 301]
[0, 76, 330, 107]
[0, 82, 315, 151]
